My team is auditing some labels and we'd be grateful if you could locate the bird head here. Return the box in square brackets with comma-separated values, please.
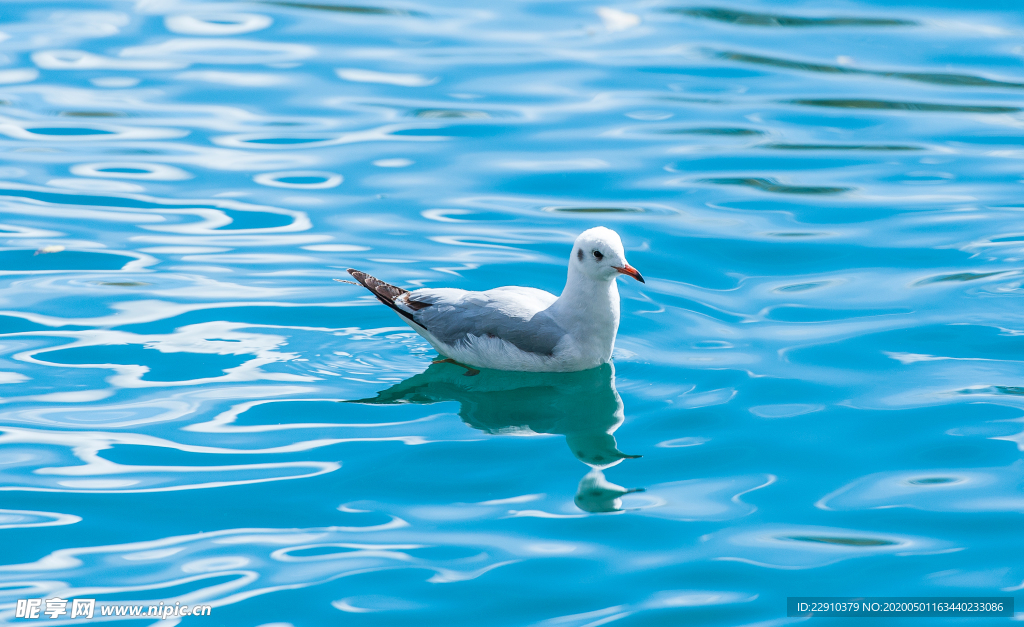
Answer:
[571, 226, 644, 284]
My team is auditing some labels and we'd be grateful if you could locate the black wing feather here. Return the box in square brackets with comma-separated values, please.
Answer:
[345, 268, 431, 329]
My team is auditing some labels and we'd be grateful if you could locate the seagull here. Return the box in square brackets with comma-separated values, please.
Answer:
[342, 226, 644, 372]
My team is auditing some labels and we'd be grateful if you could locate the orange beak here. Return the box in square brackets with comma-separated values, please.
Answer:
[613, 264, 645, 283]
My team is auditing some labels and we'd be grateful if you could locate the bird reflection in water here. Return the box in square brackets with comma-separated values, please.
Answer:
[574, 469, 645, 513]
[348, 361, 644, 512]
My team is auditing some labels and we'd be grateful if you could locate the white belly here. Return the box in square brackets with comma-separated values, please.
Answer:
[414, 326, 606, 373]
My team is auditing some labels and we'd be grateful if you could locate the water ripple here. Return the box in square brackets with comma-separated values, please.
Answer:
[1, 0, 1022, 622]
[817, 463, 1024, 513]
[671, 7, 916, 28]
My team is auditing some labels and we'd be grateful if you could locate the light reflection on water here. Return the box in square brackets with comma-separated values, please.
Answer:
[1, 0, 1023, 623]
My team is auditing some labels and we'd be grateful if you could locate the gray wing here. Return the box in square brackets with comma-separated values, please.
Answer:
[409, 286, 565, 356]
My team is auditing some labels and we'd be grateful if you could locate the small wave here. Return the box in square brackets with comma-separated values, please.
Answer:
[670, 7, 915, 28]
[699, 177, 851, 195]
[263, 1, 427, 17]
[716, 50, 1024, 90]
[658, 127, 764, 136]
[915, 271, 1008, 285]
[762, 143, 920, 151]
[789, 98, 1020, 113]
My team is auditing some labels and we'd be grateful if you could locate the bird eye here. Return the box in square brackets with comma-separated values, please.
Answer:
[592, 250, 604, 260]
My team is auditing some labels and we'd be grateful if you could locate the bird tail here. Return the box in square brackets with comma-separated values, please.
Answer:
[342, 268, 422, 327]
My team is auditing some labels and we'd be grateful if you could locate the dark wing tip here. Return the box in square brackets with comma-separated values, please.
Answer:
[339, 269, 373, 287]
[345, 269, 406, 299]
[343, 268, 426, 329]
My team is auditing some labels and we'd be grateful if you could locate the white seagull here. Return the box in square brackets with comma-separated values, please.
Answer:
[343, 226, 644, 372]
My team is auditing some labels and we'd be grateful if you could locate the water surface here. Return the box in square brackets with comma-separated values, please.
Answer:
[0, 0, 1022, 624]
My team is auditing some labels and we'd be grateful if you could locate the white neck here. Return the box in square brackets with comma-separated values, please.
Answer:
[550, 264, 620, 362]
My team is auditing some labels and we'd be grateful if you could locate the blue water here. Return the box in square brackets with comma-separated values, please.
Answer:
[0, 0, 1022, 624]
